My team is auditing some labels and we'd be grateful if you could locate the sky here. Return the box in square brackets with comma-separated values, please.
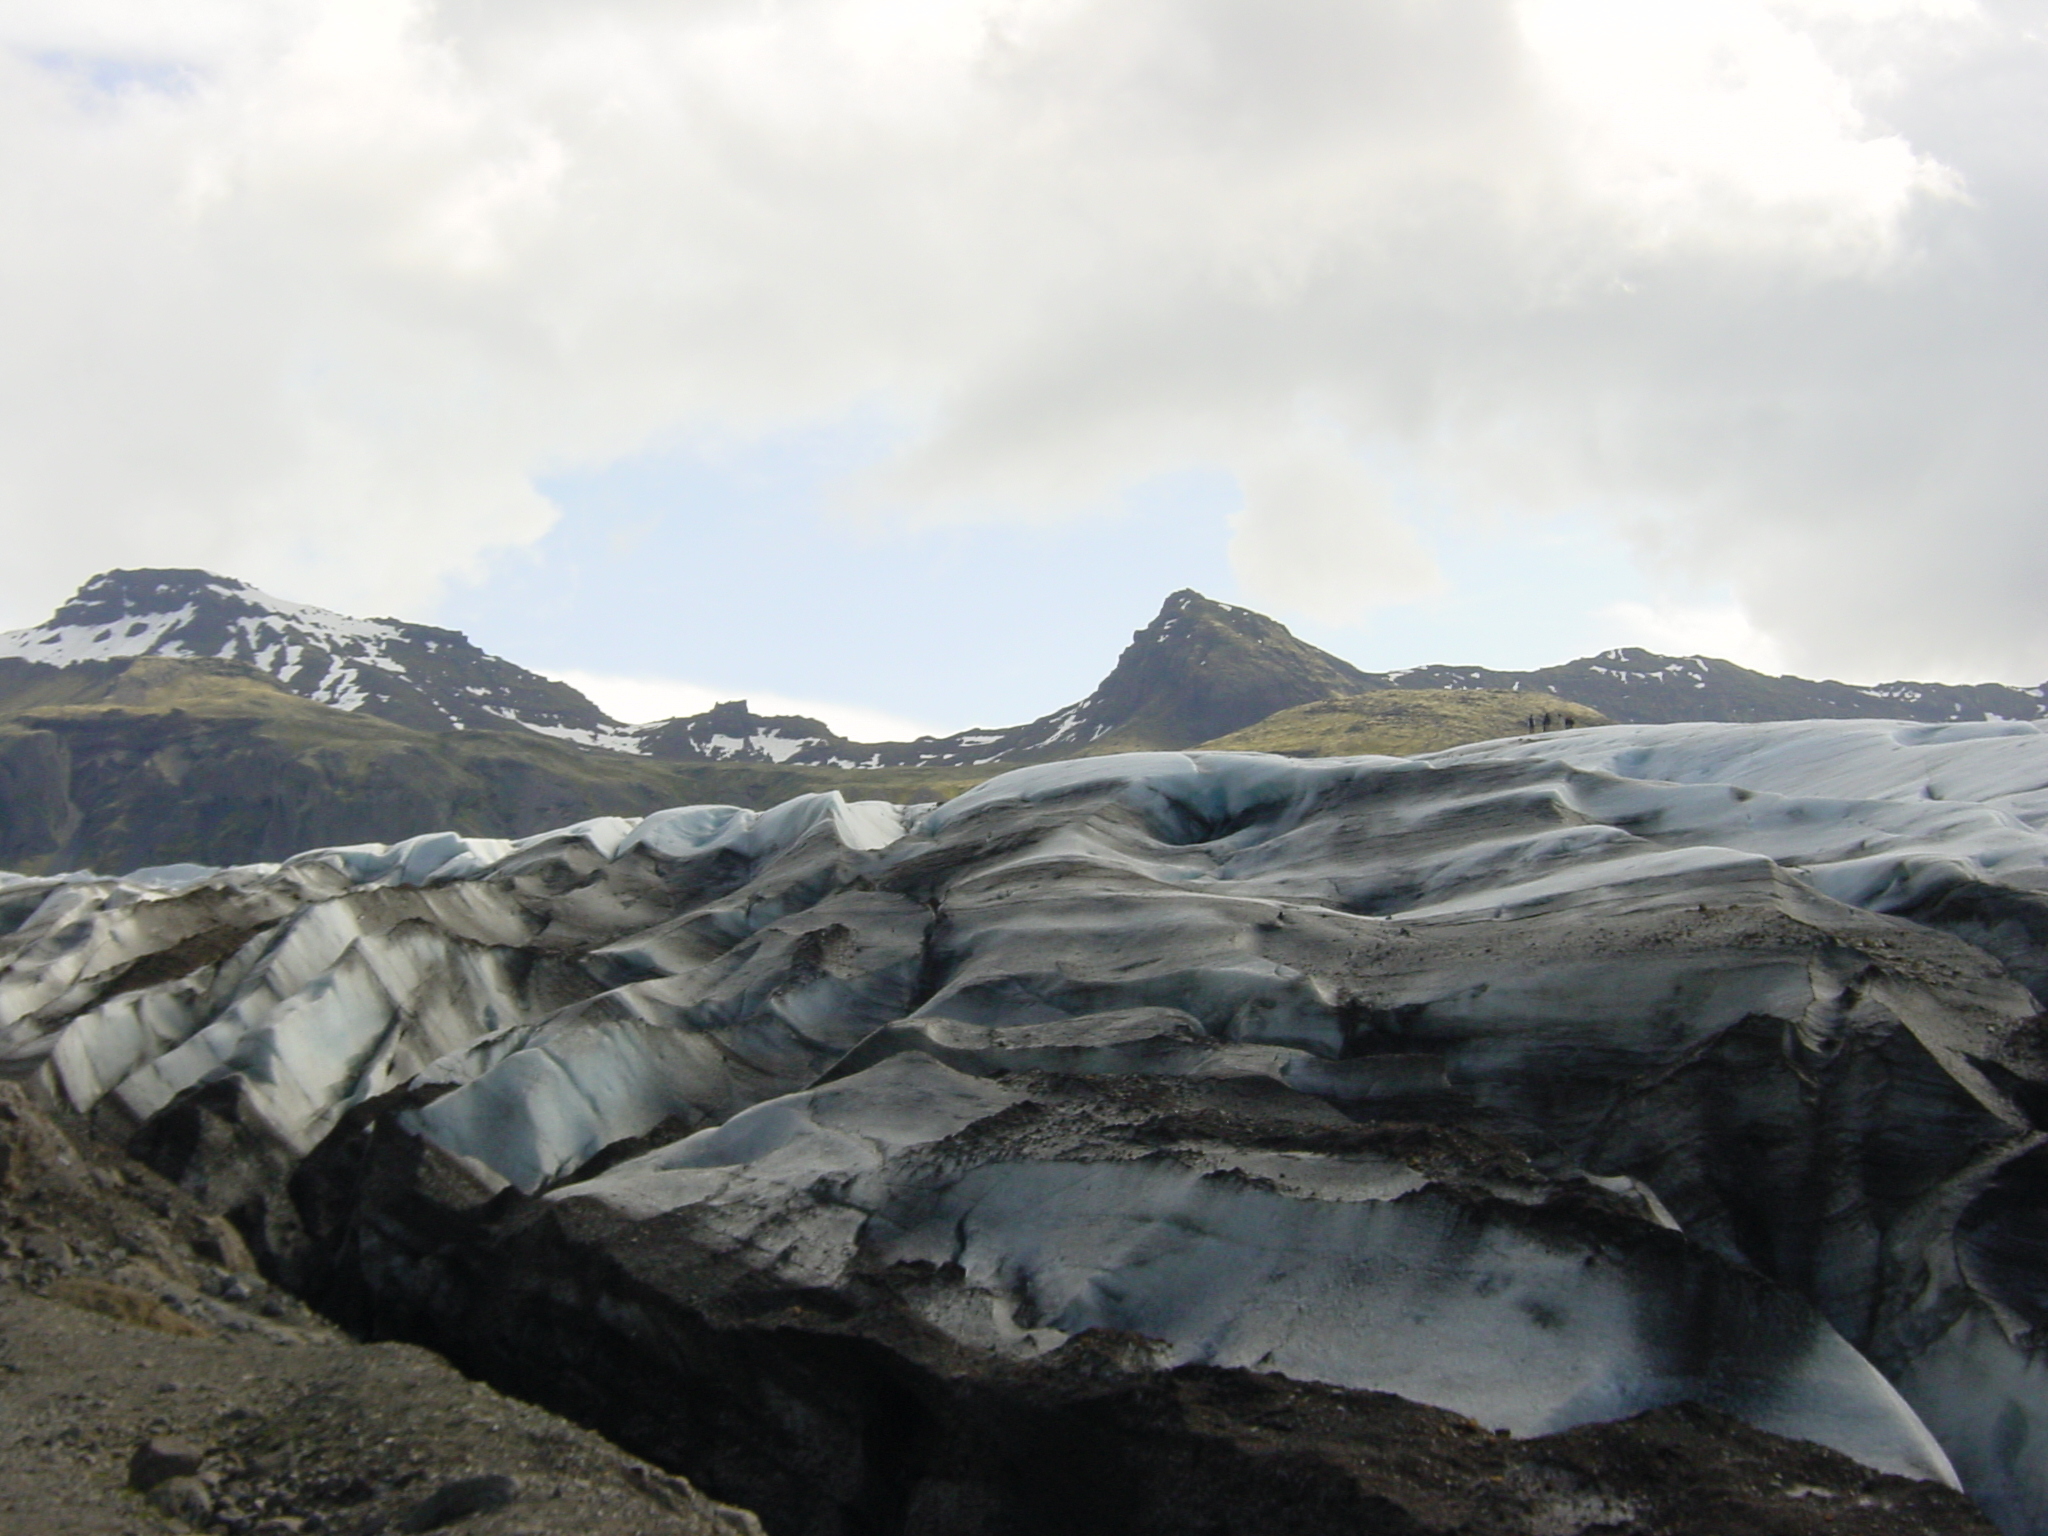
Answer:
[2, 0, 2045, 736]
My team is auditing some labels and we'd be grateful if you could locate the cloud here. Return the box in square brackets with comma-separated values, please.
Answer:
[1600, 599, 1792, 676]
[1228, 440, 1442, 624]
[0, 0, 2042, 680]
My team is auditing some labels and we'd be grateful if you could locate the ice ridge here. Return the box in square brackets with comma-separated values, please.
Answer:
[11, 721, 2048, 1529]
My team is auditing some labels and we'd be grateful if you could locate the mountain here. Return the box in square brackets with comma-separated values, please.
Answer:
[1012, 587, 1384, 754]
[1379, 648, 2048, 726]
[815, 593, 2048, 769]
[9, 596, 1374, 870]
[6, 722, 2039, 1532]
[687, 589, 1386, 769]
[0, 655, 975, 875]
[0, 569, 624, 740]
[0, 576, 1378, 769]
[634, 699, 852, 765]
[14, 573, 2048, 778]
[1197, 688, 1610, 756]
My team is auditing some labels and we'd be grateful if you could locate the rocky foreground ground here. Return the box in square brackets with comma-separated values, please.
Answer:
[0, 1082, 761, 1536]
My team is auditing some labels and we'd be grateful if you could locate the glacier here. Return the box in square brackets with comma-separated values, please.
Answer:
[6, 720, 2048, 1530]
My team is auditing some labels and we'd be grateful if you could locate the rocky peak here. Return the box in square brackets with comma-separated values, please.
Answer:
[697, 700, 759, 736]
[633, 700, 845, 765]
[0, 568, 619, 740]
[1055, 588, 1382, 752]
[765, 590, 1390, 770]
[44, 568, 255, 630]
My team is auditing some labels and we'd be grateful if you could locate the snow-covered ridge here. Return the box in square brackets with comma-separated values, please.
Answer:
[0, 602, 204, 665]
[0, 576, 405, 670]
[0, 585, 408, 718]
[1587, 651, 1714, 685]
[0, 568, 617, 737]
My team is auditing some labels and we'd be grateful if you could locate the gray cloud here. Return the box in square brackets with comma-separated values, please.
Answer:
[0, 0, 2039, 680]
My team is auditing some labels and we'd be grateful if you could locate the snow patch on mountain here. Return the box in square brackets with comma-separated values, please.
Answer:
[0, 603, 204, 665]
[0, 576, 412, 678]
[495, 716, 648, 754]
[0, 569, 618, 738]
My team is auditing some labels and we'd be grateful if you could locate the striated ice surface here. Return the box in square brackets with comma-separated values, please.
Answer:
[15, 721, 2048, 1529]
[570, 1052, 1956, 1484]
[622, 793, 908, 861]
[1429, 718, 2048, 806]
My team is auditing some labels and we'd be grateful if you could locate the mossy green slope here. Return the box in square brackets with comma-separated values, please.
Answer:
[1197, 689, 1609, 757]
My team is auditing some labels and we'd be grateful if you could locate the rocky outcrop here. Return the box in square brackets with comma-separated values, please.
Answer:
[6, 722, 2048, 1530]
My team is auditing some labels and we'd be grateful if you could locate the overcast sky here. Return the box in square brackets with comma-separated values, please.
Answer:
[2, 0, 2044, 735]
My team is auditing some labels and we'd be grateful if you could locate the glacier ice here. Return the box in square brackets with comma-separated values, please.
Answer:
[11, 723, 2048, 1529]
[572, 1049, 1957, 1482]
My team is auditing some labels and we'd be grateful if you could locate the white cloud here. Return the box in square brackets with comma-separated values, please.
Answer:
[1600, 599, 1793, 676]
[1517, 0, 1964, 262]
[549, 669, 953, 743]
[0, 0, 2042, 682]
[1228, 440, 1442, 624]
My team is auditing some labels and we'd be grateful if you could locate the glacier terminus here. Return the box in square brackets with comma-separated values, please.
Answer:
[5, 719, 2048, 1531]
